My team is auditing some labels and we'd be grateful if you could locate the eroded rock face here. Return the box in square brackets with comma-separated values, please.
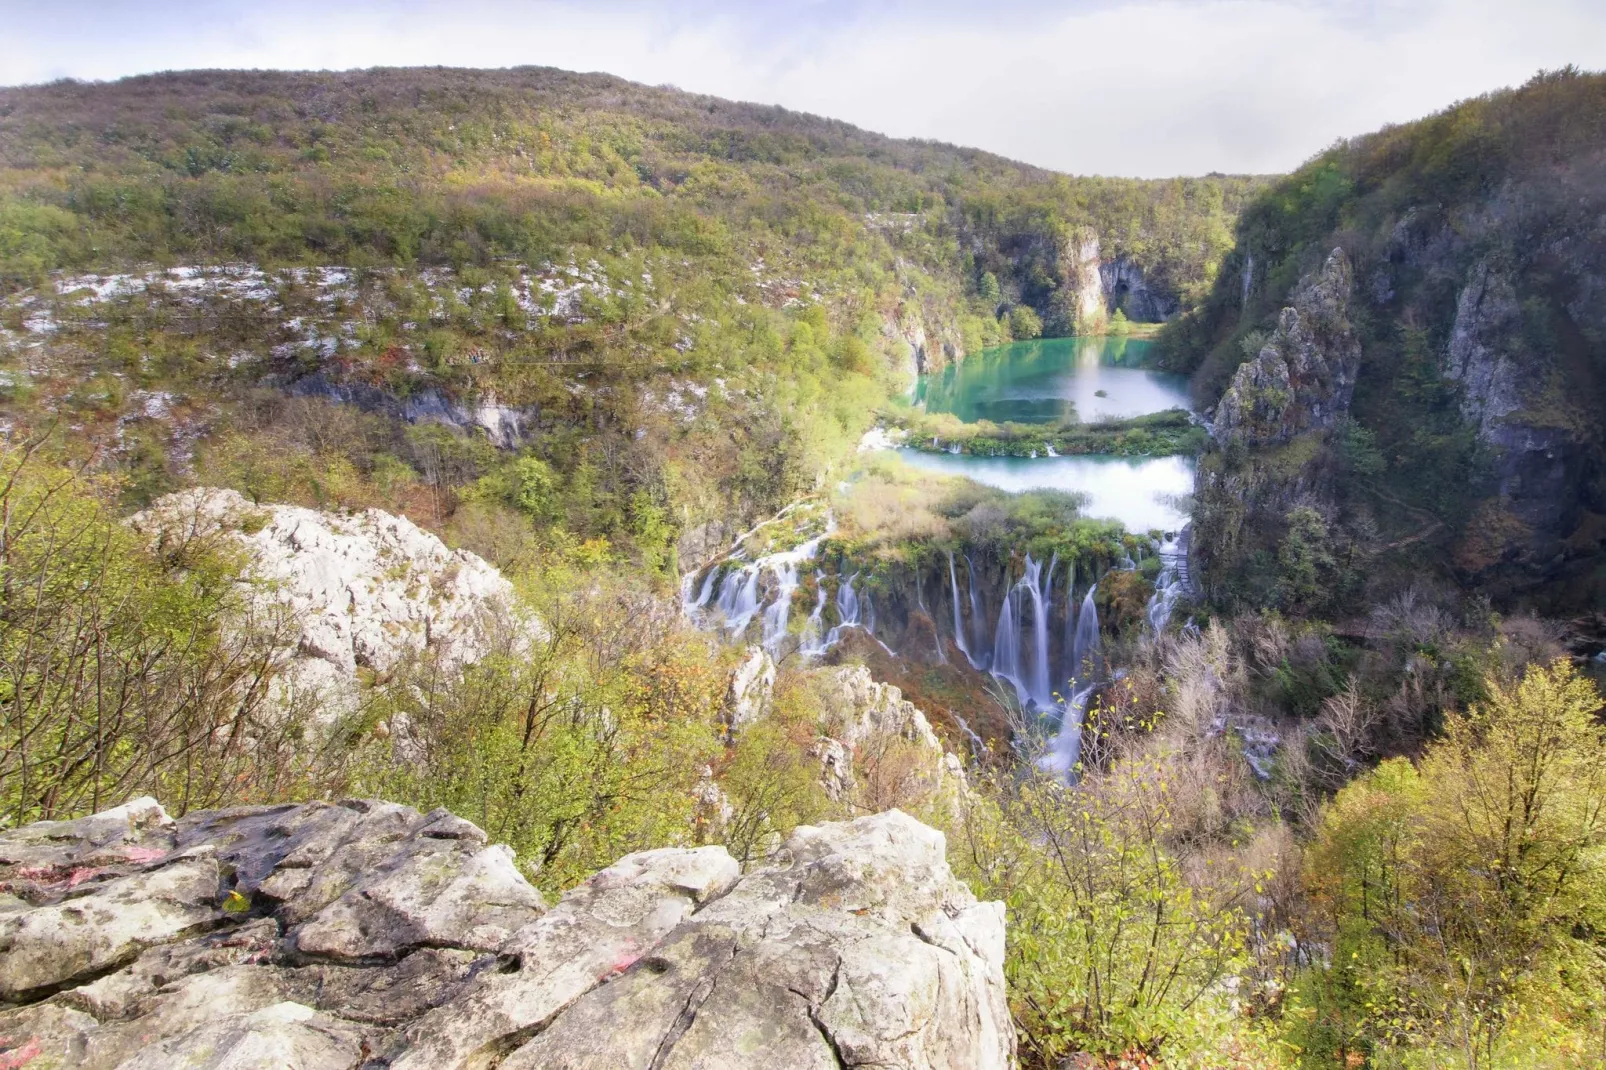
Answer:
[1194, 250, 1362, 605]
[1213, 249, 1360, 450]
[0, 799, 1012, 1070]
[131, 488, 527, 711]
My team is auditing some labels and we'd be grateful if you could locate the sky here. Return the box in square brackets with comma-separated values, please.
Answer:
[3, 0, 1605, 177]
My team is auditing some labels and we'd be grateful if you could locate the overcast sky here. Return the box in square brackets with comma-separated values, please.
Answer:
[4, 0, 1605, 177]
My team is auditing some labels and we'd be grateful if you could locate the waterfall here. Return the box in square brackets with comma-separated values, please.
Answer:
[692, 567, 719, 610]
[1068, 585, 1101, 685]
[991, 554, 1054, 709]
[965, 555, 986, 665]
[686, 510, 832, 648]
[1145, 530, 1189, 635]
[760, 561, 802, 653]
[824, 572, 861, 648]
[1039, 678, 1098, 777]
[715, 565, 762, 635]
[799, 572, 829, 657]
[991, 574, 1027, 705]
[947, 551, 976, 667]
[1023, 556, 1052, 708]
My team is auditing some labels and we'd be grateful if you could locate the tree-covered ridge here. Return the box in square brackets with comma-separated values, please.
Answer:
[1165, 67, 1606, 614]
[0, 66, 1260, 578]
[0, 66, 1263, 319]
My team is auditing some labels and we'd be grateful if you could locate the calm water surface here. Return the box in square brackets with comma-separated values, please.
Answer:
[897, 451, 1195, 532]
[899, 335, 1196, 530]
[914, 335, 1189, 424]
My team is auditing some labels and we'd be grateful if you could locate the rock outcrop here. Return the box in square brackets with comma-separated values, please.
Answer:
[1057, 227, 1108, 335]
[1212, 249, 1360, 450]
[132, 489, 526, 710]
[1195, 250, 1361, 605]
[811, 667, 967, 803]
[1099, 257, 1180, 323]
[0, 798, 1012, 1070]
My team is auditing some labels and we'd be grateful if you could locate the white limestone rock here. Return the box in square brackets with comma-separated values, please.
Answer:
[131, 487, 532, 713]
[0, 800, 1011, 1070]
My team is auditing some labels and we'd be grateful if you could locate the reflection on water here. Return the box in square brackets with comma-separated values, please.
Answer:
[897, 450, 1195, 532]
[914, 335, 1190, 425]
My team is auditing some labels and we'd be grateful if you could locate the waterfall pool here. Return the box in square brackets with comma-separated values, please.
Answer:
[896, 450, 1194, 532]
[913, 335, 1189, 424]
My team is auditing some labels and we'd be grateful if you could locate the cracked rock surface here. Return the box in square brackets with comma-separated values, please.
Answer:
[0, 799, 1012, 1069]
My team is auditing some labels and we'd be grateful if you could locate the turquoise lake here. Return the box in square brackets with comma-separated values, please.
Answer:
[912, 335, 1190, 425]
[898, 335, 1196, 531]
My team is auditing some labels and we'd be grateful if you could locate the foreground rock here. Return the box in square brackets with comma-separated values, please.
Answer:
[0, 799, 1013, 1069]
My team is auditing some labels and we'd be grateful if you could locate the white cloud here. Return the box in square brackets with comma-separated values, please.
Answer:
[3, 0, 1604, 175]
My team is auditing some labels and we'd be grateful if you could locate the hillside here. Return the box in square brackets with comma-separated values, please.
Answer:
[0, 67, 1260, 577]
[1167, 67, 1606, 614]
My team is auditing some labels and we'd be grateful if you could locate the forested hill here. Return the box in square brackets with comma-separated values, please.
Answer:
[1167, 67, 1606, 615]
[0, 66, 1262, 574]
[1, 66, 1262, 318]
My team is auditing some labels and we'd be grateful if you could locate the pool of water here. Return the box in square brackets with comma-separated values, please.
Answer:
[896, 450, 1195, 532]
[914, 335, 1190, 424]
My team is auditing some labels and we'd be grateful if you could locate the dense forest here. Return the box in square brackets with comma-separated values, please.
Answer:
[2, 64, 1605, 1070]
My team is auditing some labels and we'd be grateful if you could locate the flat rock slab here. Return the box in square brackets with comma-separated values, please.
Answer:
[0, 799, 1013, 1070]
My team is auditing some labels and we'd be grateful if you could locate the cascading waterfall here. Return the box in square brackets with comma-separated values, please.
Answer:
[947, 551, 975, 667]
[824, 572, 861, 648]
[1041, 678, 1099, 776]
[799, 572, 829, 656]
[965, 555, 986, 663]
[685, 510, 833, 652]
[990, 554, 1055, 709]
[714, 565, 762, 635]
[1025, 557, 1052, 708]
[1068, 585, 1101, 684]
[990, 575, 1026, 705]
[1145, 528, 1189, 635]
[760, 562, 801, 653]
[692, 567, 719, 609]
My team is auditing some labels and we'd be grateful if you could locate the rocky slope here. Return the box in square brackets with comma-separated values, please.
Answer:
[0, 798, 1012, 1070]
[1192, 249, 1363, 607]
[132, 488, 527, 712]
[1173, 69, 1606, 612]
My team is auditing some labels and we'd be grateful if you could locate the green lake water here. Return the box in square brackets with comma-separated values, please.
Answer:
[913, 335, 1190, 425]
[899, 335, 1196, 531]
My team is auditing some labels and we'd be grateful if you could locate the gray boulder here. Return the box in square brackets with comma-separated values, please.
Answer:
[0, 799, 1013, 1070]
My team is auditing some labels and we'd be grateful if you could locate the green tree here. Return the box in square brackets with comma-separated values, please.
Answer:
[1294, 660, 1606, 1067]
[1008, 304, 1043, 341]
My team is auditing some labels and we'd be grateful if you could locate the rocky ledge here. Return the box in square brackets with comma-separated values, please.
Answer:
[0, 798, 1012, 1069]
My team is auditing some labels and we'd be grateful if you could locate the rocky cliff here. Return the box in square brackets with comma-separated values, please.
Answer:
[1174, 70, 1606, 612]
[132, 488, 528, 713]
[1193, 250, 1362, 607]
[0, 798, 1012, 1070]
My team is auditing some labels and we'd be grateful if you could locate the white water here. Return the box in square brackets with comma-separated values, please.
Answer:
[1146, 529, 1189, 635]
[947, 551, 974, 666]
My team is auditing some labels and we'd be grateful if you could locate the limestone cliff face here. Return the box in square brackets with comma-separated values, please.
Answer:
[132, 488, 530, 714]
[0, 799, 1013, 1070]
[1442, 260, 1586, 568]
[1212, 250, 1361, 449]
[1057, 227, 1108, 335]
[1194, 250, 1361, 606]
[1180, 74, 1606, 610]
[1100, 257, 1181, 323]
